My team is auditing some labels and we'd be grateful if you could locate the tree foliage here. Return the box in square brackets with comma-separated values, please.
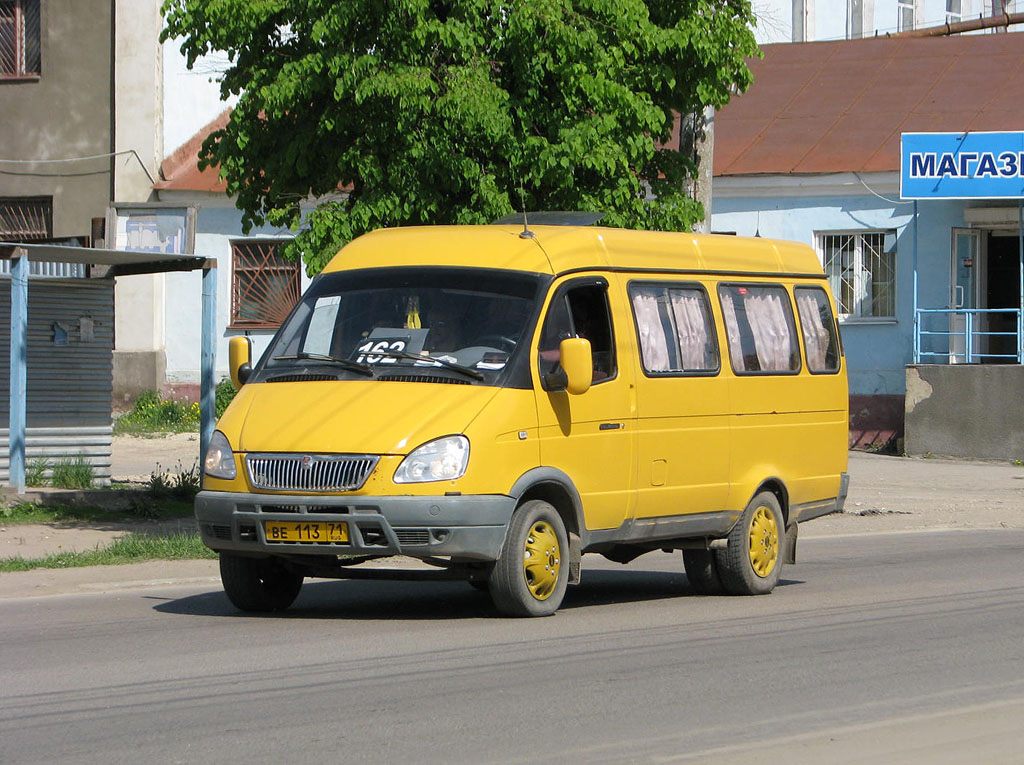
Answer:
[163, 0, 758, 273]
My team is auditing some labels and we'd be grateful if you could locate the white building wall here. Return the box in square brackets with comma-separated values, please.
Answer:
[162, 40, 239, 155]
[161, 201, 312, 388]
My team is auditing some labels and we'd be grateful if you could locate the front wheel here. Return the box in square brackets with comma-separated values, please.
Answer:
[219, 553, 304, 612]
[489, 500, 569, 617]
[715, 491, 785, 596]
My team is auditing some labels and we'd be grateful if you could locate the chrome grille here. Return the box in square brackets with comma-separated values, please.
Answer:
[246, 454, 378, 492]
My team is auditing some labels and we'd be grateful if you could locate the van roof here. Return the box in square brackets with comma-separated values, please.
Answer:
[322, 225, 824, 278]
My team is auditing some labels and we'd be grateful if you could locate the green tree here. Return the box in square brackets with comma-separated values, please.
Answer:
[163, 0, 758, 273]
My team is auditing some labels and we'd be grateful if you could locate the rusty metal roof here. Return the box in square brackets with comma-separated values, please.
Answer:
[155, 109, 231, 193]
[715, 34, 1024, 177]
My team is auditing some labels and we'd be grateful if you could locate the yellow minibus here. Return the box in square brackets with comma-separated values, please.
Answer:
[198, 224, 849, 616]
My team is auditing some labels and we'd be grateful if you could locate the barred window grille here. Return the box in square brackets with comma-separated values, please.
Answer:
[0, 197, 51, 239]
[819, 231, 895, 319]
[0, 0, 41, 78]
[230, 240, 300, 329]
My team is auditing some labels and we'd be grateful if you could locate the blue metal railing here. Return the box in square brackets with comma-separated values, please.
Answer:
[914, 308, 1023, 363]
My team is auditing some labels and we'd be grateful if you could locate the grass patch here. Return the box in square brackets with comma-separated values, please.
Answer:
[51, 456, 95, 489]
[0, 498, 194, 525]
[0, 532, 216, 572]
[114, 390, 200, 435]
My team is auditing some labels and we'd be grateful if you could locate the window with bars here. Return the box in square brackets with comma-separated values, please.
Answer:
[0, 196, 51, 239]
[818, 231, 896, 320]
[230, 240, 301, 330]
[0, 0, 41, 79]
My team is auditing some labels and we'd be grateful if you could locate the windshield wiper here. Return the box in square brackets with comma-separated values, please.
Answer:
[369, 349, 486, 381]
[273, 352, 374, 377]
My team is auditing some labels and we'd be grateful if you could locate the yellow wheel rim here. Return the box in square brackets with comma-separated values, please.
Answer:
[523, 521, 561, 600]
[748, 506, 779, 578]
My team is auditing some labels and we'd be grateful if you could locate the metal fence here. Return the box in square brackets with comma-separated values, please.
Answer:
[914, 308, 1024, 364]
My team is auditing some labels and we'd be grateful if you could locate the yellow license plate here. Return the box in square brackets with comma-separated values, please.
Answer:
[264, 521, 349, 543]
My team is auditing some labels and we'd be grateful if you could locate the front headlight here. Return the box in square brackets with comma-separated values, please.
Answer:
[204, 430, 237, 480]
[393, 435, 469, 483]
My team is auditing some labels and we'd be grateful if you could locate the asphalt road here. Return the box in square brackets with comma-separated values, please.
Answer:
[2, 528, 1024, 763]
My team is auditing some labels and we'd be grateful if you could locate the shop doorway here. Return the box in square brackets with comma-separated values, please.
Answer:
[984, 233, 1021, 363]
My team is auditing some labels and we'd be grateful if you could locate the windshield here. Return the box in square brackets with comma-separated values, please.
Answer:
[255, 267, 546, 386]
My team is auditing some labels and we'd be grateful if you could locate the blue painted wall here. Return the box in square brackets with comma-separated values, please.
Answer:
[712, 193, 968, 397]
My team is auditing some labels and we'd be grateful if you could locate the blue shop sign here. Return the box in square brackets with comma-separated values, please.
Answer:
[901, 132, 1024, 200]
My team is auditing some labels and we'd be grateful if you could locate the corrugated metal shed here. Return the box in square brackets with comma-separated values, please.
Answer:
[715, 34, 1024, 177]
[1, 243, 214, 492]
[0, 279, 113, 483]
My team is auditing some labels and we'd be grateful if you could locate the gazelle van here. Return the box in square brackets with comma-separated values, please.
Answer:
[198, 224, 849, 616]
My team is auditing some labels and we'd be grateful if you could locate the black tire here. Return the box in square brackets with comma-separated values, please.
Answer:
[682, 549, 723, 595]
[219, 553, 304, 612]
[715, 491, 785, 596]
[489, 500, 569, 617]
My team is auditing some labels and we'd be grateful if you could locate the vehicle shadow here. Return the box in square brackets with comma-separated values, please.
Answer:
[153, 569, 804, 620]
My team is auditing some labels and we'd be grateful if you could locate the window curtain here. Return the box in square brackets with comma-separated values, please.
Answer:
[744, 291, 794, 371]
[797, 292, 831, 370]
[631, 291, 670, 371]
[719, 291, 745, 370]
[668, 291, 711, 370]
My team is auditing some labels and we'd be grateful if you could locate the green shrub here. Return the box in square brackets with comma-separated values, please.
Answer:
[215, 377, 238, 418]
[148, 462, 200, 500]
[51, 456, 94, 490]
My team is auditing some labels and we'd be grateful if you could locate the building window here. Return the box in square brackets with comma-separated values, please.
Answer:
[848, 0, 865, 39]
[0, 0, 41, 79]
[230, 240, 300, 330]
[946, 0, 962, 22]
[0, 196, 51, 239]
[897, 0, 916, 31]
[819, 231, 896, 319]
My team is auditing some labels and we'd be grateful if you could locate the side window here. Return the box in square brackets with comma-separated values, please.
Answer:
[795, 286, 841, 373]
[629, 283, 718, 375]
[718, 284, 801, 374]
[538, 282, 616, 387]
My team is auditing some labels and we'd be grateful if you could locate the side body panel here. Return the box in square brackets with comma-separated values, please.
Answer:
[722, 279, 849, 515]
[622, 273, 733, 519]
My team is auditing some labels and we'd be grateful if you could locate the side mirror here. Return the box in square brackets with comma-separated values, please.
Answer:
[559, 337, 592, 395]
[229, 336, 253, 388]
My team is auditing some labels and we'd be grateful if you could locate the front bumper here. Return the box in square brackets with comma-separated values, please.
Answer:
[194, 490, 516, 562]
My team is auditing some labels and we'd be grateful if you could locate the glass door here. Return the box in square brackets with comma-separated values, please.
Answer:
[950, 229, 980, 363]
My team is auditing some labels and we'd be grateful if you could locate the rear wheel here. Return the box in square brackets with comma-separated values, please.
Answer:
[489, 500, 569, 617]
[716, 491, 784, 596]
[682, 549, 723, 595]
[219, 553, 304, 612]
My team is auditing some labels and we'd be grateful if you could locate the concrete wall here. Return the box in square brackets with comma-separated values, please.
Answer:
[905, 364, 1024, 460]
[114, 0, 162, 202]
[0, 0, 112, 237]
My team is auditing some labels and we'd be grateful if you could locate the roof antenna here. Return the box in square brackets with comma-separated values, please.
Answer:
[518, 186, 535, 240]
